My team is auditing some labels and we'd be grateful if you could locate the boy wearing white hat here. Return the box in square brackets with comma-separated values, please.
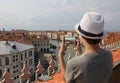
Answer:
[59, 12, 113, 83]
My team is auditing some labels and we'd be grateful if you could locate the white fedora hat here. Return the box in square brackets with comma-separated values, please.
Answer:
[75, 11, 106, 39]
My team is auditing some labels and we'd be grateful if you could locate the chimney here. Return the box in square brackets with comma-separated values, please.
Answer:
[0, 68, 14, 83]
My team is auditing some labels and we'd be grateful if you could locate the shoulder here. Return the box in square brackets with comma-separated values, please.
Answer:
[100, 49, 113, 59]
[101, 49, 112, 54]
[67, 53, 87, 69]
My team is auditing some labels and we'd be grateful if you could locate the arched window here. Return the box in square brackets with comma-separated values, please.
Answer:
[47, 48, 49, 52]
[41, 48, 43, 53]
[25, 52, 27, 59]
[21, 63, 23, 69]
[0, 58, 2, 66]
[5, 57, 9, 65]
[29, 51, 32, 57]
[21, 54, 23, 60]
[44, 48, 46, 53]
[0, 69, 2, 78]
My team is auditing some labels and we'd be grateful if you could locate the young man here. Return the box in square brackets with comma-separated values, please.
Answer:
[59, 12, 113, 83]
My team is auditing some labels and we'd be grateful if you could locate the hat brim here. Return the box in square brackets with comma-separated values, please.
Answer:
[75, 23, 106, 39]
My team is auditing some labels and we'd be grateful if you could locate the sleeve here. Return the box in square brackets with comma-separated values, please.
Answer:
[66, 62, 74, 83]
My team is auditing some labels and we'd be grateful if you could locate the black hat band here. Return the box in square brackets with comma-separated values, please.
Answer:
[78, 25, 103, 37]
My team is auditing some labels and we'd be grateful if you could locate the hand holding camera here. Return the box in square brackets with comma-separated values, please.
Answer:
[59, 36, 82, 57]
[64, 37, 77, 45]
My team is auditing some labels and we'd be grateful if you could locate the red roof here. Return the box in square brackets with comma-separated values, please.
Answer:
[34, 73, 65, 83]
[112, 49, 120, 65]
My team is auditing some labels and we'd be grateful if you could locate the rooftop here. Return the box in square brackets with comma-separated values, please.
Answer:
[112, 48, 120, 66]
[0, 41, 34, 55]
[34, 73, 65, 83]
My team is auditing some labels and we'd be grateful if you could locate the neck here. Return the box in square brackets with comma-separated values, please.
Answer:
[84, 44, 101, 54]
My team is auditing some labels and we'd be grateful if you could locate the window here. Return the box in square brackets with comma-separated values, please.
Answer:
[14, 77, 16, 80]
[5, 57, 9, 65]
[25, 52, 27, 58]
[0, 58, 2, 66]
[13, 66, 15, 69]
[21, 54, 23, 60]
[16, 59, 18, 61]
[44, 48, 46, 53]
[29, 59, 33, 66]
[16, 65, 18, 68]
[21, 63, 23, 69]
[17, 75, 19, 78]
[29, 59, 30, 66]
[25, 61, 27, 67]
[13, 59, 15, 62]
[0, 69, 2, 78]
[13, 56, 15, 58]
[16, 70, 18, 72]
[13, 55, 18, 62]
[47, 48, 49, 52]
[41, 49, 43, 53]
[13, 71, 16, 73]
[29, 51, 32, 57]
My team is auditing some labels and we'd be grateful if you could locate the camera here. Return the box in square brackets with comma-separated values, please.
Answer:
[64, 37, 77, 44]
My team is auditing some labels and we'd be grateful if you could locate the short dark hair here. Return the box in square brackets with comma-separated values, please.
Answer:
[82, 36, 101, 44]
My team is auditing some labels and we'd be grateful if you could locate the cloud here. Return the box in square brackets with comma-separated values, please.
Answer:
[0, 0, 119, 31]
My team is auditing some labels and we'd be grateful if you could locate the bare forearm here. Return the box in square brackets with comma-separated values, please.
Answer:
[59, 54, 66, 79]
[58, 36, 67, 79]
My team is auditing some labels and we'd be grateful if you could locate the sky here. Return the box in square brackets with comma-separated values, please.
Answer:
[0, 0, 119, 31]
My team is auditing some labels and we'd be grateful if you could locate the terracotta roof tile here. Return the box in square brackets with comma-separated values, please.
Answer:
[112, 49, 120, 65]
[34, 73, 65, 83]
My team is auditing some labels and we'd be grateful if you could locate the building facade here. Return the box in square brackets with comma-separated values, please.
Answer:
[32, 35, 50, 53]
[51, 32, 59, 40]
[0, 41, 34, 83]
[29, 31, 47, 36]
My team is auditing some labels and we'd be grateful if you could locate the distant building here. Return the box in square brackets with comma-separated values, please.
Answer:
[65, 31, 73, 37]
[0, 41, 35, 83]
[29, 31, 47, 36]
[32, 35, 50, 53]
[46, 32, 52, 39]
[59, 30, 79, 40]
[65, 31, 79, 38]
[51, 32, 59, 40]
[11, 29, 28, 34]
